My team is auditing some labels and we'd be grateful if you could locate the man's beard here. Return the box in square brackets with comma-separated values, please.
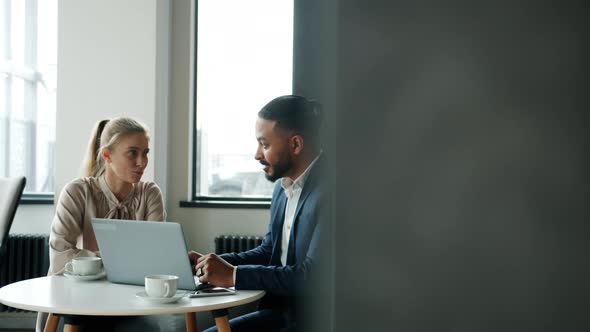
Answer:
[262, 154, 293, 182]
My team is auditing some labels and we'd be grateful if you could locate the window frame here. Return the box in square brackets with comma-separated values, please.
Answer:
[20, 193, 53, 204]
[1, 0, 55, 205]
[182, 0, 298, 209]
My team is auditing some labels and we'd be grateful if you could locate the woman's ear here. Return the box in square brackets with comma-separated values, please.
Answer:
[290, 135, 304, 155]
[101, 147, 111, 163]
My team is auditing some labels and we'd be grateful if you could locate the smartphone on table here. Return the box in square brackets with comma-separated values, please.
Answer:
[188, 286, 236, 298]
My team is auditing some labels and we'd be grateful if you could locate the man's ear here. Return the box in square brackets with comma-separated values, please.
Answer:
[101, 147, 111, 163]
[290, 135, 304, 155]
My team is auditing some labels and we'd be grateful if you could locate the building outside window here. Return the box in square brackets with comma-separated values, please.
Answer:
[193, 0, 293, 202]
[0, 0, 57, 196]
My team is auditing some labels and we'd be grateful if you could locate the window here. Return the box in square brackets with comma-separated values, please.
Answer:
[191, 0, 293, 204]
[0, 0, 57, 197]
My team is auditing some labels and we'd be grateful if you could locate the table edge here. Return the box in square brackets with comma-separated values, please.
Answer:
[0, 278, 266, 316]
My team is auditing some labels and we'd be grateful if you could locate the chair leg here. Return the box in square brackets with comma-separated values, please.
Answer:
[185, 312, 197, 332]
[44, 313, 59, 332]
[214, 315, 231, 332]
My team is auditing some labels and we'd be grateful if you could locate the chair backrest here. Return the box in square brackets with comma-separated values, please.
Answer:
[0, 176, 26, 255]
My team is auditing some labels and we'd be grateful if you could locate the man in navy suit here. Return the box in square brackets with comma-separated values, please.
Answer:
[190, 95, 324, 331]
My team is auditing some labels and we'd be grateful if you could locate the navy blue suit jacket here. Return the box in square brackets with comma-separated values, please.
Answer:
[220, 159, 323, 298]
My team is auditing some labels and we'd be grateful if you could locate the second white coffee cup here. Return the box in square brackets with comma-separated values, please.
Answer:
[145, 275, 178, 298]
[64, 257, 102, 276]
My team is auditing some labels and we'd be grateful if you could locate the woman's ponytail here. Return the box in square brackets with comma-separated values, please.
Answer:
[82, 119, 109, 177]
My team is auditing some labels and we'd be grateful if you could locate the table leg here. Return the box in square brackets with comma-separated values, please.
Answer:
[214, 315, 231, 332]
[63, 324, 79, 332]
[44, 313, 59, 332]
[185, 312, 197, 332]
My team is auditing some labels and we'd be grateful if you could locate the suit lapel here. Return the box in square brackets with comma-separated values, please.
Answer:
[291, 158, 320, 233]
[293, 182, 314, 223]
[270, 190, 287, 265]
[286, 182, 316, 265]
[286, 159, 321, 265]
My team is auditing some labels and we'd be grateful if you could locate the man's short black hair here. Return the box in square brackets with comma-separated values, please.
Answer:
[258, 95, 322, 147]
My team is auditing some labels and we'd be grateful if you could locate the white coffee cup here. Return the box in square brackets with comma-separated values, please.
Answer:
[145, 275, 179, 298]
[65, 257, 103, 276]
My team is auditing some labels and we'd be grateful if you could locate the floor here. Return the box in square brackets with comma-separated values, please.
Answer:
[0, 301, 258, 332]
[0, 312, 36, 332]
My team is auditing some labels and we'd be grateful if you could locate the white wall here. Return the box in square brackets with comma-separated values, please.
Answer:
[9, 204, 54, 234]
[12, 0, 270, 253]
[56, 0, 169, 193]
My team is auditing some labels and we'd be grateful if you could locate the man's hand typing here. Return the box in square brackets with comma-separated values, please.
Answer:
[195, 253, 235, 287]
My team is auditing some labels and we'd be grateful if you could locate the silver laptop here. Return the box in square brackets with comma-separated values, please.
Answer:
[91, 218, 198, 290]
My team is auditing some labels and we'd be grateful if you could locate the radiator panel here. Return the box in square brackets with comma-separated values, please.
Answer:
[215, 235, 263, 255]
[0, 234, 49, 312]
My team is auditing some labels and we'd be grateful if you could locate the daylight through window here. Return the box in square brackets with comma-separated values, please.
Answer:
[194, 0, 293, 199]
[0, 0, 57, 194]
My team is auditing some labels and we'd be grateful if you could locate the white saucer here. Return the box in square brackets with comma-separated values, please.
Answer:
[63, 270, 107, 281]
[136, 291, 186, 304]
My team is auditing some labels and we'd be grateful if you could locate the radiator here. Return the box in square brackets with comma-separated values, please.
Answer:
[0, 234, 49, 313]
[215, 235, 263, 255]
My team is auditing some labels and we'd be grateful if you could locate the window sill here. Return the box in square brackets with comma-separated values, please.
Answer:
[180, 199, 270, 209]
[20, 194, 54, 205]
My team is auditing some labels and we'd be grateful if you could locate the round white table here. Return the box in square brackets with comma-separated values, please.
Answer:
[0, 276, 265, 332]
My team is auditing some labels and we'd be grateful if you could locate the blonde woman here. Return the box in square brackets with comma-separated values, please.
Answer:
[37, 117, 167, 331]
[48, 117, 166, 275]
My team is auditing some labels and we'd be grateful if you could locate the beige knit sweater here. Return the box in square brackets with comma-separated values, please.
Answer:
[48, 176, 166, 275]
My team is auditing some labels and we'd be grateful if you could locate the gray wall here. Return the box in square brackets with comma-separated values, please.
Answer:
[326, 1, 589, 331]
[293, 1, 339, 330]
